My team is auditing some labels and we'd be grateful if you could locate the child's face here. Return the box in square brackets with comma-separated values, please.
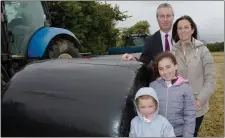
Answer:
[137, 97, 157, 117]
[158, 57, 178, 81]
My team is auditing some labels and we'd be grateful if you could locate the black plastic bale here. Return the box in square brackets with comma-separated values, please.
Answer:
[1, 58, 155, 137]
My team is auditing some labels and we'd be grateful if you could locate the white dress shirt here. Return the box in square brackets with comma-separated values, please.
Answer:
[160, 30, 174, 51]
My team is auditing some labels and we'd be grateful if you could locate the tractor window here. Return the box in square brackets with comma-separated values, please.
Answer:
[5, 1, 46, 30]
[4, 1, 46, 55]
[133, 37, 145, 47]
[4, 2, 19, 23]
[125, 37, 135, 47]
[125, 37, 146, 47]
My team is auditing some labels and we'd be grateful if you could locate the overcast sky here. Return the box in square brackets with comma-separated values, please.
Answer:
[107, 1, 224, 43]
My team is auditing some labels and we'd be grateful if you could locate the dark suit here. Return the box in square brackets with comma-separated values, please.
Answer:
[135, 30, 164, 86]
[139, 30, 163, 65]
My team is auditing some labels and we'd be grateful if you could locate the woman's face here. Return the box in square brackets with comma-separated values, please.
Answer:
[158, 57, 177, 81]
[177, 19, 194, 42]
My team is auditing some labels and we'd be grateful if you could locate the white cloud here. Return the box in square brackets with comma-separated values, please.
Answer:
[108, 1, 224, 43]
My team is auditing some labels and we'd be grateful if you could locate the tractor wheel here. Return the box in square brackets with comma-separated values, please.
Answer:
[48, 39, 81, 59]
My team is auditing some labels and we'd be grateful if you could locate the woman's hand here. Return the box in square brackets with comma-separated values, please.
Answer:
[195, 99, 201, 111]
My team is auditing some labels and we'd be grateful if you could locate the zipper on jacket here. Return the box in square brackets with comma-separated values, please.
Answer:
[166, 87, 169, 117]
[178, 47, 188, 67]
[176, 47, 186, 66]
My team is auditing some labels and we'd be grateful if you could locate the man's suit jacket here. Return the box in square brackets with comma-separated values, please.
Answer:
[139, 30, 164, 65]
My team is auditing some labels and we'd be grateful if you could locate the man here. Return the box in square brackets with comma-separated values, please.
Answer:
[122, 3, 174, 65]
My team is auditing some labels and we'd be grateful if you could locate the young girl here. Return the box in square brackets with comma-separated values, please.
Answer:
[129, 87, 175, 137]
[150, 51, 196, 137]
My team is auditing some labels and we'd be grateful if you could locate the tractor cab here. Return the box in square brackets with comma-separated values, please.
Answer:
[108, 34, 149, 55]
[4, 1, 50, 58]
[1, 1, 81, 88]
[123, 34, 148, 47]
[2, 1, 81, 63]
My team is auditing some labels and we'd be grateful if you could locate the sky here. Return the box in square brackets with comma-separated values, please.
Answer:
[106, 1, 224, 43]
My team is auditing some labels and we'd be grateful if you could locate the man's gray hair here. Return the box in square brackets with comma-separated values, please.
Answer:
[156, 3, 174, 17]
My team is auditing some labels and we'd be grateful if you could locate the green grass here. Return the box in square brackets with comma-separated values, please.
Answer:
[198, 52, 224, 137]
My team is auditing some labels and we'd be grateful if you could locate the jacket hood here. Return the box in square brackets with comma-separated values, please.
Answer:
[194, 39, 206, 47]
[173, 76, 189, 86]
[172, 38, 206, 57]
[173, 38, 206, 48]
[134, 87, 159, 122]
[156, 76, 189, 87]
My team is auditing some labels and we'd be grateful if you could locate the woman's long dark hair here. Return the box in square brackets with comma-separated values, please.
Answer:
[172, 15, 198, 43]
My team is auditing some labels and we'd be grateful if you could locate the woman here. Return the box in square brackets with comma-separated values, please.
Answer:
[171, 15, 216, 137]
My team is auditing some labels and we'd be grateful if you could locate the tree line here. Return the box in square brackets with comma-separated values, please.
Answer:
[47, 1, 223, 54]
[47, 1, 151, 54]
[47, 1, 130, 55]
[207, 42, 224, 52]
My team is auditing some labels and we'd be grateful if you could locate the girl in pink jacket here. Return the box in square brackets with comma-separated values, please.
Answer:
[150, 51, 196, 137]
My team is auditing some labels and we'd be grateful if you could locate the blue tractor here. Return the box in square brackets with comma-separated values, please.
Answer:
[108, 34, 149, 55]
[1, 1, 81, 85]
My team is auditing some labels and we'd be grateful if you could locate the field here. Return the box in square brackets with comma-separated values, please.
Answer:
[198, 52, 224, 137]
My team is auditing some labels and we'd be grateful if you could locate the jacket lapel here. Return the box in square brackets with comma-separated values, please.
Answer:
[155, 30, 163, 52]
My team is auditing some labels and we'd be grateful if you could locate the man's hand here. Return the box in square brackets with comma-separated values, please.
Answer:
[121, 53, 137, 61]
[195, 99, 201, 111]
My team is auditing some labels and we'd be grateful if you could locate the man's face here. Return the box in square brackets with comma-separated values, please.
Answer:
[157, 7, 174, 32]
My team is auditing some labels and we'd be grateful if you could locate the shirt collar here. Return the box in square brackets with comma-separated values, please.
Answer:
[160, 29, 172, 37]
